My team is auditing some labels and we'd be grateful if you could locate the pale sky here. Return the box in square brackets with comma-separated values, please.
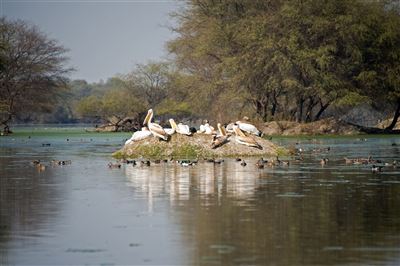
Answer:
[1, 0, 182, 82]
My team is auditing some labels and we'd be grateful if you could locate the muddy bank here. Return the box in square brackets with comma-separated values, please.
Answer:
[113, 133, 283, 159]
[261, 118, 362, 135]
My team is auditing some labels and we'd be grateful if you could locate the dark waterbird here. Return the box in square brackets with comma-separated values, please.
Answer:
[108, 162, 121, 169]
[371, 165, 383, 173]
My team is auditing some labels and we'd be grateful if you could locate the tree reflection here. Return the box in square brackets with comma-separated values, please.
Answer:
[124, 159, 400, 265]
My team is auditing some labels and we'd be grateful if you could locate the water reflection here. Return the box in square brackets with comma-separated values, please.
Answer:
[2, 130, 400, 265]
[124, 158, 400, 265]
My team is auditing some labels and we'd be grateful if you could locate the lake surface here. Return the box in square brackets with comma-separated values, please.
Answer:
[1, 126, 400, 265]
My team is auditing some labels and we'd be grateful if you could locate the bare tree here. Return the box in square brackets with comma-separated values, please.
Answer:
[0, 18, 72, 134]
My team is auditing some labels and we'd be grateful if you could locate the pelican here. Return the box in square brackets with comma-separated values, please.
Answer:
[235, 121, 262, 137]
[198, 120, 214, 134]
[225, 122, 235, 133]
[169, 118, 191, 135]
[211, 123, 229, 149]
[233, 125, 262, 148]
[125, 127, 152, 145]
[143, 109, 169, 140]
[164, 119, 176, 135]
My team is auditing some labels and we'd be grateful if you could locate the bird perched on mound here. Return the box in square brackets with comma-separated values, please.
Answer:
[235, 121, 262, 137]
[233, 125, 262, 149]
[211, 123, 229, 149]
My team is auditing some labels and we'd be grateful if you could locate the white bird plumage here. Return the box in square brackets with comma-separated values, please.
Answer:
[170, 119, 191, 135]
[164, 119, 176, 135]
[125, 127, 152, 145]
[199, 120, 215, 134]
[143, 109, 169, 140]
[236, 121, 262, 137]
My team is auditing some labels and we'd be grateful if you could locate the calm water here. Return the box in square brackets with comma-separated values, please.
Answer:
[1, 126, 400, 265]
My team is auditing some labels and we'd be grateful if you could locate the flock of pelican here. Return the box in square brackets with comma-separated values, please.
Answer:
[125, 109, 263, 149]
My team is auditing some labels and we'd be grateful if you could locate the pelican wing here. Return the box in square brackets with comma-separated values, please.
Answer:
[149, 123, 168, 140]
[125, 130, 152, 144]
[178, 123, 191, 135]
[236, 135, 261, 148]
[164, 128, 175, 135]
[237, 121, 261, 136]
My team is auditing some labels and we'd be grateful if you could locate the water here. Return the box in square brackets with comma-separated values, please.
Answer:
[1, 126, 400, 265]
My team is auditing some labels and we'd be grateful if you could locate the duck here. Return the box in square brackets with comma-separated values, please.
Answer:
[240, 160, 247, 167]
[125, 127, 153, 145]
[32, 160, 41, 165]
[213, 159, 224, 164]
[211, 123, 229, 149]
[255, 161, 264, 169]
[141, 160, 151, 167]
[51, 160, 72, 166]
[233, 125, 262, 149]
[371, 165, 383, 173]
[108, 162, 121, 169]
[126, 159, 136, 165]
[169, 118, 192, 136]
[178, 160, 196, 167]
[36, 163, 46, 171]
[281, 160, 290, 166]
[320, 158, 328, 166]
[258, 158, 268, 164]
[143, 109, 169, 141]
[235, 121, 262, 137]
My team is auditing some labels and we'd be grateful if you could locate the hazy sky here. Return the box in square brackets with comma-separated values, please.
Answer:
[1, 0, 181, 82]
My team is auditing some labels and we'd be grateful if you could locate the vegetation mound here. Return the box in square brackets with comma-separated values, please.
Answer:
[261, 118, 361, 135]
[113, 133, 282, 159]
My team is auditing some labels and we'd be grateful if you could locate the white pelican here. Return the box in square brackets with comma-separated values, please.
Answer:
[198, 120, 215, 134]
[225, 122, 235, 133]
[125, 127, 152, 145]
[169, 118, 192, 135]
[233, 125, 261, 148]
[143, 109, 169, 140]
[164, 119, 176, 135]
[235, 121, 262, 137]
[211, 123, 229, 149]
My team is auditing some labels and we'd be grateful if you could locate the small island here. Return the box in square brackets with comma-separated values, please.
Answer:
[113, 133, 283, 159]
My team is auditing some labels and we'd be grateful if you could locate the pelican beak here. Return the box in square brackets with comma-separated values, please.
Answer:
[169, 119, 177, 130]
[143, 109, 151, 125]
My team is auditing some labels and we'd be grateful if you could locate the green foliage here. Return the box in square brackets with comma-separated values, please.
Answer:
[167, 0, 400, 125]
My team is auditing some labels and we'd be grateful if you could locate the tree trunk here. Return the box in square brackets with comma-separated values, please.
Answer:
[270, 90, 279, 121]
[385, 99, 400, 131]
[296, 97, 305, 123]
[1, 114, 13, 135]
[253, 98, 269, 121]
[314, 101, 330, 121]
[305, 97, 316, 122]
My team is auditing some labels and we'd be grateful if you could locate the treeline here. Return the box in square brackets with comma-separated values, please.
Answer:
[2, 0, 400, 133]
[167, 0, 400, 129]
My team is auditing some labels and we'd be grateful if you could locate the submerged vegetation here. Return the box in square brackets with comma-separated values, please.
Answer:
[1, 0, 400, 134]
